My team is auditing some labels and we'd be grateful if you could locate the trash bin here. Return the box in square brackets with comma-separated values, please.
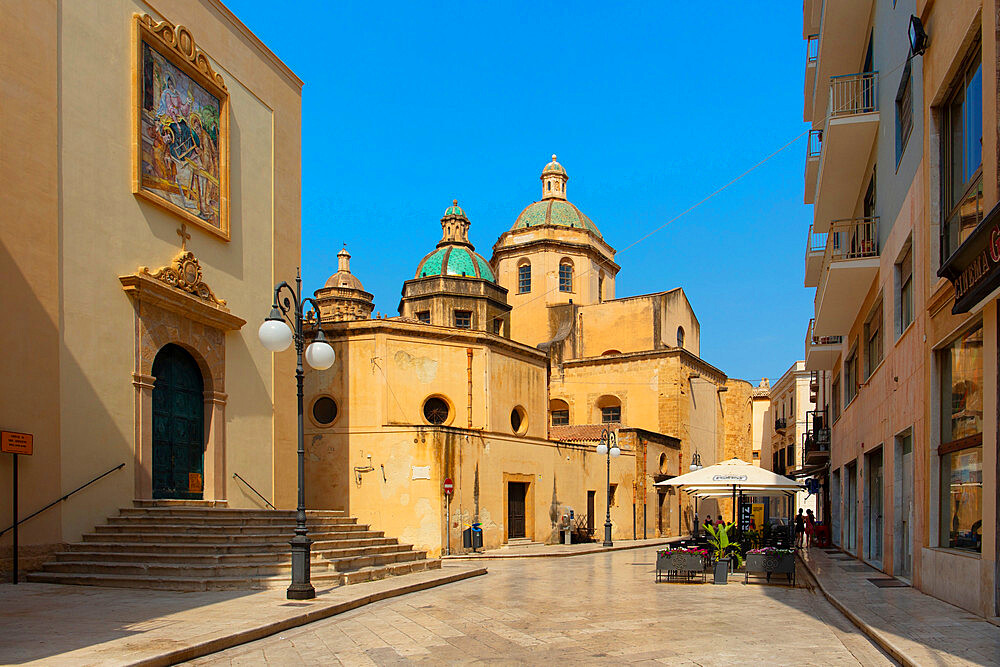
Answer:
[563, 528, 572, 545]
[462, 523, 483, 551]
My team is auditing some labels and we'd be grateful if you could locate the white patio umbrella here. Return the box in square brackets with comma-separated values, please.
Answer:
[654, 457, 804, 522]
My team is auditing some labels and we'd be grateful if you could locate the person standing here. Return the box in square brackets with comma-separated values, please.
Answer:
[794, 509, 805, 548]
[805, 509, 815, 548]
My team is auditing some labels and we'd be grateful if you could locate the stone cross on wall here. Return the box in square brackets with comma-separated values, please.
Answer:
[177, 223, 191, 251]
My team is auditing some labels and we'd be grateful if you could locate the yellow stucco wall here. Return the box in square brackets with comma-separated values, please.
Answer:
[0, 0, 301, 562]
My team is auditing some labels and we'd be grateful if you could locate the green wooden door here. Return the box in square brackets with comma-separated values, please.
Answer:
[152, 344, 205, 499]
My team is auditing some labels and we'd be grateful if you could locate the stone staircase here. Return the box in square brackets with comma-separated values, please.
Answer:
[26, 501, 440, 591]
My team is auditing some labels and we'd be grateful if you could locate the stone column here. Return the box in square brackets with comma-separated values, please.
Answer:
[204, 390, 228, 501]
[132, 373, 156, 499]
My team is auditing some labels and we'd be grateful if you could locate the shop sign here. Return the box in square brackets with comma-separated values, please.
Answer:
[940, 203, 1000, 314]
[1, 431, 32, 455]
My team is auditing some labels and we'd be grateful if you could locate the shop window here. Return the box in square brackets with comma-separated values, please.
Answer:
[938, 324, 983, 552]
[896, 244, 913, 337]
[518, 261, 531, 293]
[416, 311, 430, 324]
[559, 259, 573, 292]
[941, 43, 984, 262]
[864, 299, 883, 379]
[311, 396, 338, 426]
[549, 399, 569, 426]
[454, 310, 472, 329]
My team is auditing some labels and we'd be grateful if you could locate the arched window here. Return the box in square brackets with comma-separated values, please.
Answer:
[549, 398, 569, 426]
[559, 259, 574, 292]
[547, 181, 552, 191]
[596, 395, 622, 424]
[518, 260, 531, 293]
[598, 271, 605, 303]
[677, 326, 685, 349]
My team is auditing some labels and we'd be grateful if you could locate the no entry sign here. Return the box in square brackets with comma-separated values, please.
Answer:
[443, 478, 454, 494]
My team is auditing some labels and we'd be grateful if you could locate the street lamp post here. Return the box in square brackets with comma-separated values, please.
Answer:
[595, 428, 620, 547]
[257, 270, 336, 600]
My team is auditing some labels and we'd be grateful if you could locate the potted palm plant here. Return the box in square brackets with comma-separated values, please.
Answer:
[704, 522, 743, 585]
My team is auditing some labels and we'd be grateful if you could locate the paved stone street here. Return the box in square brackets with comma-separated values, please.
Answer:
[188, 546, 895, 666]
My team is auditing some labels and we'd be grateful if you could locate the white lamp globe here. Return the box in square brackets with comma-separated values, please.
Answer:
[305, 340, 336, 370]
[610, 446, 621, 458]
[258, 319, 292, 352]
[690, 463, 698, 471]
[596, 443, 608, 455]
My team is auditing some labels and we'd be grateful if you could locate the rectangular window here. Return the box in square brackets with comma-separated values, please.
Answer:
[895, 61, 913, 165]
[601, 406, 621, 423]
[550, 410, 569, 426]
[845, 343, 858, 404]
[942, 44, 984, 261]
[752, 451, 759, 460]
[518, 263, 531, 293]
[454, 310, 472, 329]
[559, 263, 573, 292]
[864, 300, 883, 379]
[831, 374, 841, 422]
[937, 323, 983, 552]
[897, 245, 913, 336]
[939, 445, 983, 552]
[416, 311, 430, 324]
[492, 318, 502, 335]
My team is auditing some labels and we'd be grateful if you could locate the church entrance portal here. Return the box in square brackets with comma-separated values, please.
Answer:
[152, 344, 205, 499]
[507, 482, 528, 539]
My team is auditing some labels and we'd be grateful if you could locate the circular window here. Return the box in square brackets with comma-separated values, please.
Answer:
[311, 396, 338, 426]
[510, 406, 527, 435]
[659, 453, 668, 474]
[423, 396, 451, 425]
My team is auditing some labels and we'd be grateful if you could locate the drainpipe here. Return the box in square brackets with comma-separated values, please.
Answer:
[467, 348, 473, 428]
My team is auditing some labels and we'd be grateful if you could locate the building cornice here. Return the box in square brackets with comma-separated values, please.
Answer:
[560, 347, 727, 384]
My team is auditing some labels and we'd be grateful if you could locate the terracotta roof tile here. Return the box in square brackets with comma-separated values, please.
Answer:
[549, 424, 620, 443]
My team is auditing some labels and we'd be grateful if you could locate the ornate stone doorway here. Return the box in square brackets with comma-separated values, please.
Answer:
[152, 344, 205, 499]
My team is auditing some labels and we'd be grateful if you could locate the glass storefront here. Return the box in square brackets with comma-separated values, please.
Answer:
[940, 446, 984, 552]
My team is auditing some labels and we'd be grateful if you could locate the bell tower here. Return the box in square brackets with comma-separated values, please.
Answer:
[541, 154, 568, 200]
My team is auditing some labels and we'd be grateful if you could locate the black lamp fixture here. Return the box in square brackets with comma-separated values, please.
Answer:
[909, 15, 928, 56]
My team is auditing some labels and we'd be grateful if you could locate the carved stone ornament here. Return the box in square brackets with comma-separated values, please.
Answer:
[136, 13, 226, 91]
[139, 251, 226, 307]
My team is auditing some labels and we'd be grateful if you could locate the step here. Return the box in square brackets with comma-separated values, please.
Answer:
[64, 536, 399, 555]
[336, 558, 441, 585]
[54, 543, 417, 565]
[40, 560, 337, 578]
[109, 515, 356, 527]
[80, 529, 383, 544]
[132, 500, 229, 508]
[327, 550, 425, 572]
[117, 508, 346, 519]
[94, 522, 363, 534]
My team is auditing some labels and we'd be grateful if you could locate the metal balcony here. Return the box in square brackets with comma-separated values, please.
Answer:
[812, 72, 880, 232]
[804, 409, 831, 463]
[803, 35, 819, 122]
[805, 318, 842, 370]
[775, 417, 789, 433]
[804, 130, 821, 204]
[814, 217, 879, 336]
[806, 0, 877, 128]
[804, 224, 826, 287]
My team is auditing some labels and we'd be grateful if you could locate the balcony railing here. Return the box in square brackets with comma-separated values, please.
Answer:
[775, 417, 788, 432]
[807, 129, 822, 159]
[827, 217, 878, 262]
[829, 72, 877, 118]
[807, 318, 841, 346]
[806, 34, 819, 64]
[808, 226, 826, 254]
[804, 408, 831, 461]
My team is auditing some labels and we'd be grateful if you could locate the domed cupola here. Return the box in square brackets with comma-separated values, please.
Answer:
[511, 155, 602, 237]
[414, 200, 496, 282]
[400, 201, 511, 334]
[313, 246, 375, 322]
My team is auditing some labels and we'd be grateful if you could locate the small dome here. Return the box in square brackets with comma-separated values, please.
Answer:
[542, 154, 566, 176]
[444, 199, 465, 217]
[323, 247, 365, 290]
[415, 246, 496, 282]
[512, 199, 601, 237]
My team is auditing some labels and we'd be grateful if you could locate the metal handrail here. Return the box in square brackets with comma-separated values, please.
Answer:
[807, 224, 827, 253]
[807, 129, 822, 159]
[829, 71, 878, 118]
[0, 462, 125, 537]
[827, 216, 879, 262]
[806, 34, 819, 63]
[807, 317, 842, 347]
[233, 472, 276, 510]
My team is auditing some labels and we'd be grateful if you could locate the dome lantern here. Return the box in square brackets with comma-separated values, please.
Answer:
[541, 154, 568, 201]
[439, 199, 472, 247]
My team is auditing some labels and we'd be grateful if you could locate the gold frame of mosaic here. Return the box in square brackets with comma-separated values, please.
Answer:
[131, 13, 230, 241]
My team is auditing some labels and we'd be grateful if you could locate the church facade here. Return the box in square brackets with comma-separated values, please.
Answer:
[304, 157, 754, 556]
[0, 0, 302, 572]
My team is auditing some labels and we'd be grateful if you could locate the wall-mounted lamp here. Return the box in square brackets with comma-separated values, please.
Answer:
[909, 15, 928, 56]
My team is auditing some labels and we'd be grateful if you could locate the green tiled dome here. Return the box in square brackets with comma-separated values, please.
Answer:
[415, 245, 496, 282]
[512, 199, 601, 237]
[444, 199, 465, 217]
[542, 155, 566, 175]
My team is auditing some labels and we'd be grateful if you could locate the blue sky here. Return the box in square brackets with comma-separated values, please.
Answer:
[227, 1, 813, 383]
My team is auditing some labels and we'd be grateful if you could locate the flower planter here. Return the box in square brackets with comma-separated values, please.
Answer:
[656, 549, 707, 583]
[713, 558, 729, 584]
[744, 550, 796, 585]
